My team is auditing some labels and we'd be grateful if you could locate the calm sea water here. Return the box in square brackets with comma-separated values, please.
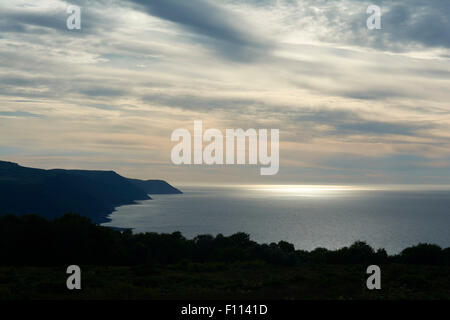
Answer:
[102, 185, 450, 253]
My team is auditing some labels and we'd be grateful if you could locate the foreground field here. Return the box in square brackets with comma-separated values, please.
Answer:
[1, 262, 449, 300]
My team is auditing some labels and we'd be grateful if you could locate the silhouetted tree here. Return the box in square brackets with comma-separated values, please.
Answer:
[0, 214, 447, 267]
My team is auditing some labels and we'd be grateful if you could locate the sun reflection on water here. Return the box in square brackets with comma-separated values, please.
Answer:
[245, 185, 382, 197]
[236, 184, 450, 198]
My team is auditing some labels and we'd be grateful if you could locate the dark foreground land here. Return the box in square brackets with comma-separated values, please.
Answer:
[0, 214, 449, 300]
[1, 263, 449, 300]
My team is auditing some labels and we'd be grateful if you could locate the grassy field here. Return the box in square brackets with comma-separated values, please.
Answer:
[1, 262, 449, 300]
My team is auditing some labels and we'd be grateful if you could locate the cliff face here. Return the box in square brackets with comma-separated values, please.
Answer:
[0, 161, 181, 223]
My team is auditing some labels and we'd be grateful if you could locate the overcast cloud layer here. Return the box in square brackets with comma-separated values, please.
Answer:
[0, 0, 449, 184]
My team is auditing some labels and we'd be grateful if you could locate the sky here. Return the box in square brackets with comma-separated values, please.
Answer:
[0, 0, 449, 185]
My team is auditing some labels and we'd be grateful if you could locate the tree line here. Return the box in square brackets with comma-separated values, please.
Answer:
[0, 214, 448, 266]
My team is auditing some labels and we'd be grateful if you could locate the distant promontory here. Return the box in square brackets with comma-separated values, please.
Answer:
[0, 160, 182, 223]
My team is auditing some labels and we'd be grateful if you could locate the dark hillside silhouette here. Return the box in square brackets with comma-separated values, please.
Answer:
[127, 178, 182, 194]
[0, 161, 181, 223]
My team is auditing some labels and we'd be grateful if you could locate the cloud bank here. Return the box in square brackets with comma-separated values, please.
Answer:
[0, 0, 449, 184]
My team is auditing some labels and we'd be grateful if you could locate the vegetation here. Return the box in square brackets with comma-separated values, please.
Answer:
[0, 214, 448, 299]
[0, 213, 449, 267]
[1, 263, 449, 300]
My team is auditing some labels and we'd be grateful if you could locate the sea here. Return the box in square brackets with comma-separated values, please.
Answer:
[102, 185, 450, 253]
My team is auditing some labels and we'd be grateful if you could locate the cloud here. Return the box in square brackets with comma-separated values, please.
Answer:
[336, 0, 450, 51]
[231, 0, 450, 53]
[79, 87, 128, 98]
[128, 0, 272, 61]
[381, 0, 450, 49]
[0, 1, 126, 36]
[287, 107, 433, 138]
[0, 7, 66, 33]
[141, 90, 435, 139]
[0, 111, 43, 118]
[0, 0, 449, 183]
[141, 93, 263, 111]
